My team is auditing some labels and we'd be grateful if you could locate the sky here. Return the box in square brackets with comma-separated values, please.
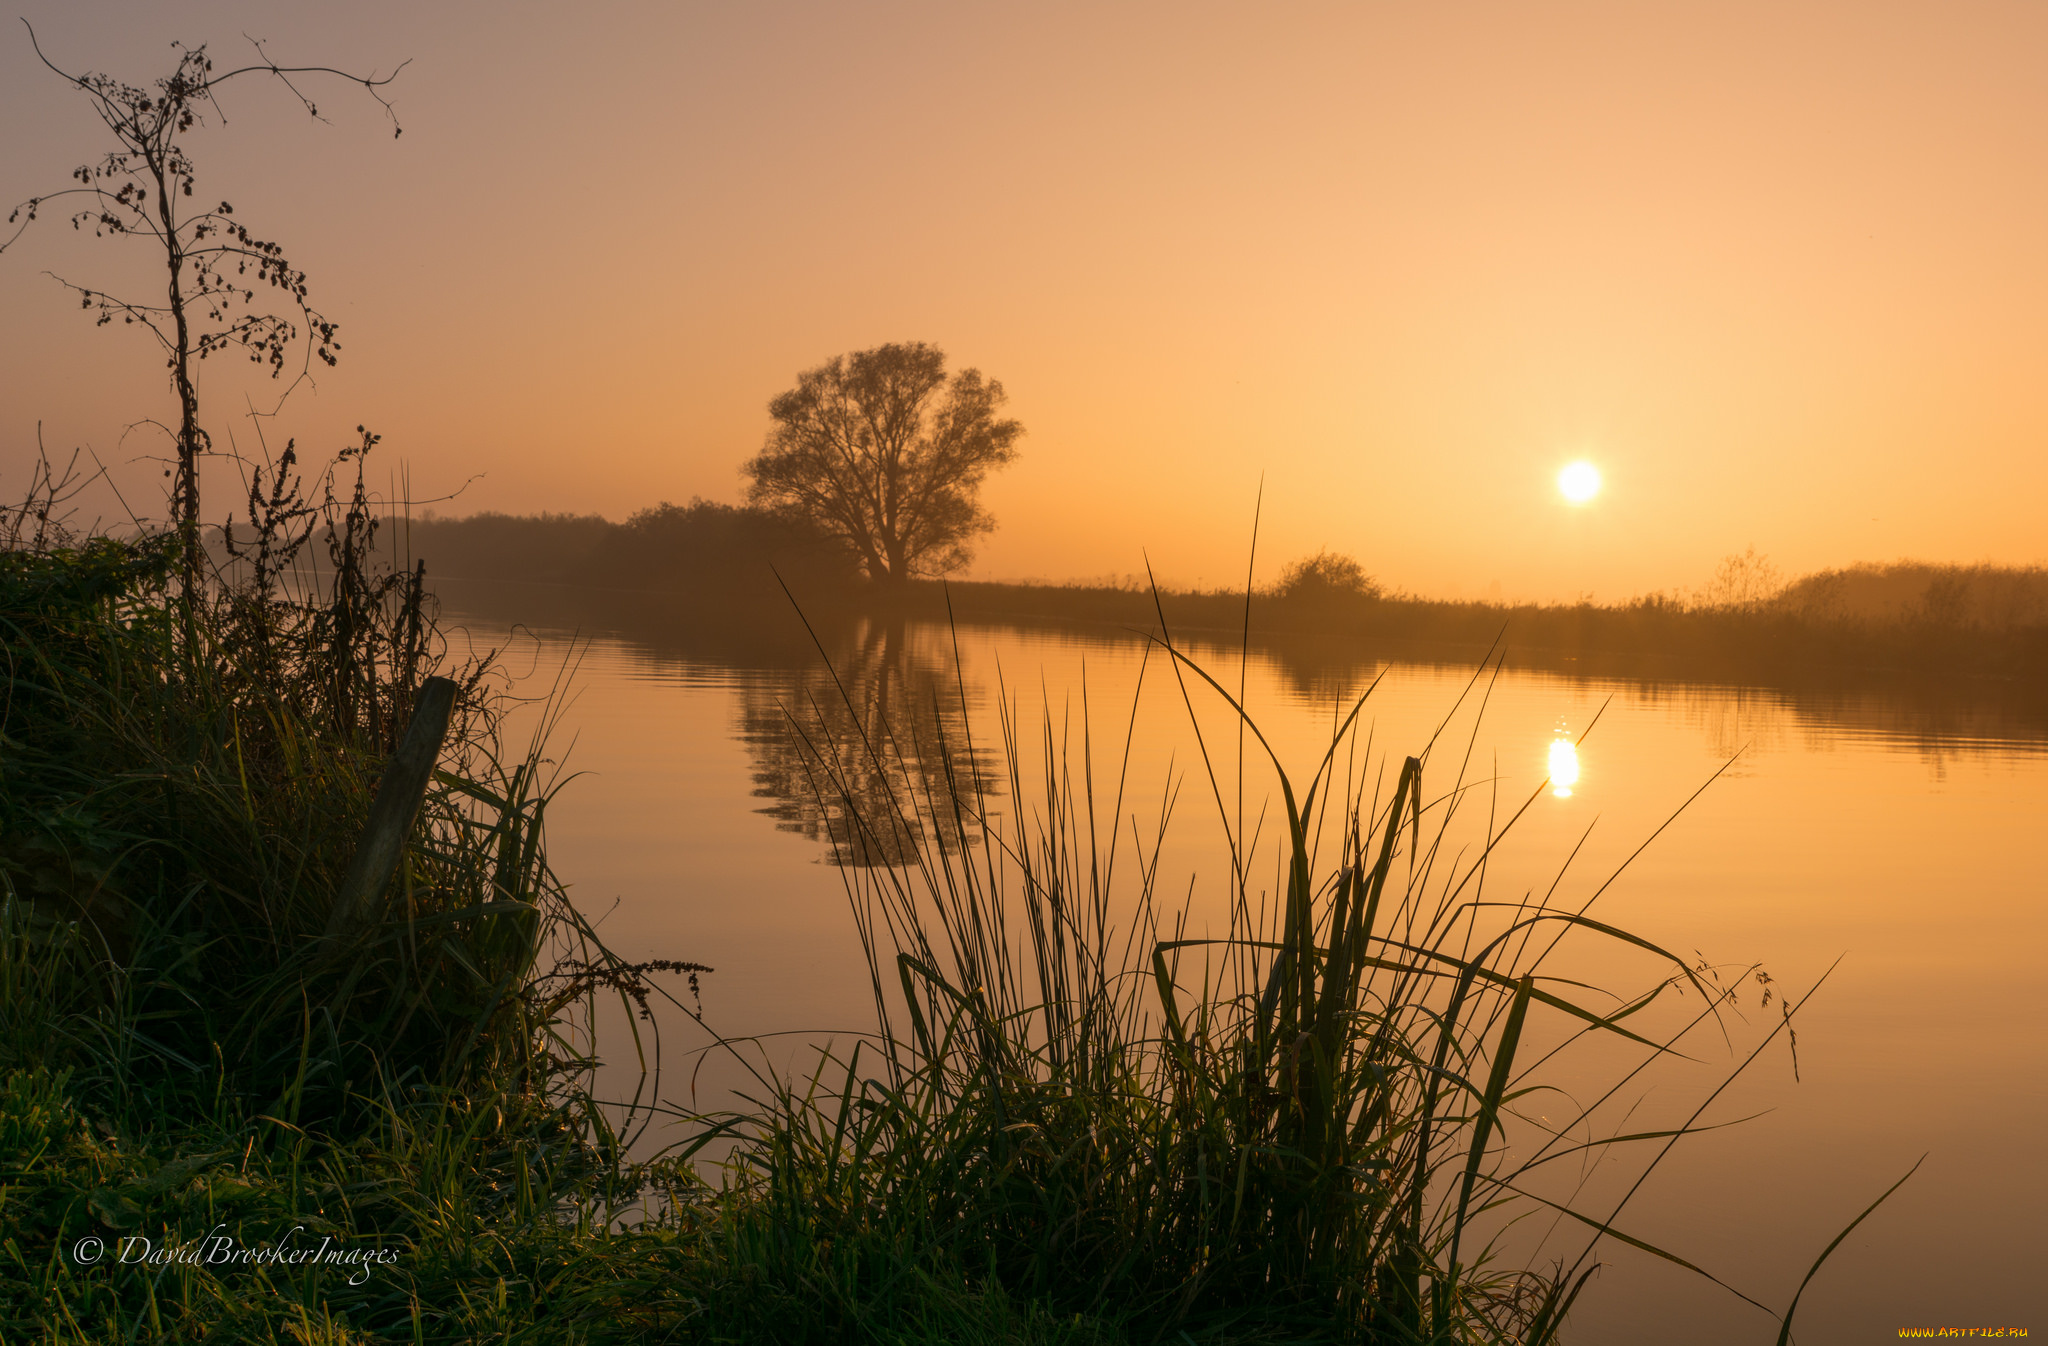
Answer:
[3, 1, 2045, 601]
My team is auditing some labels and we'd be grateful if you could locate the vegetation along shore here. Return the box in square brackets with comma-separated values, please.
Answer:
[10, 464, 1895, 1342]
[385, 505, 2048, 688]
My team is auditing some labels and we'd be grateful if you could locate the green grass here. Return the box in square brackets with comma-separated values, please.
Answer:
[664, 606, 1832, 1344]
[0, 490, 697, 1342]
[0, 479, 1142, 1343]
[2, 480, 1888, 1341]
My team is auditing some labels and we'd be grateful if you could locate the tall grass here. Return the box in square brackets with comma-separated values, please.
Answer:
[2, 467, 552, 1116]
[675, 609, 1802, 1343]
[0, 452, 718, 1342]
[2, 446, 1894, 1342]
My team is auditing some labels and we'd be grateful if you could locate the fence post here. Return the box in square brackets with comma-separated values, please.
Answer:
[322, 675, 459, 945]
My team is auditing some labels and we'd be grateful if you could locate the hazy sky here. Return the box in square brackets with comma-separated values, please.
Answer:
[4, 1, 2045, 599]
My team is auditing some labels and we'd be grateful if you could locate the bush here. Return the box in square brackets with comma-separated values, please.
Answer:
[1275, 550, 1380, 605]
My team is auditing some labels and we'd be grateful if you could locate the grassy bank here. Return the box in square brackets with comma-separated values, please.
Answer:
[11, 486, 1861, 1342]
[0, 494, 1130, 1341]
[0, 486, 718, 1340]
[859, 575, 2048, 684]
[386, 509, 2048, 686]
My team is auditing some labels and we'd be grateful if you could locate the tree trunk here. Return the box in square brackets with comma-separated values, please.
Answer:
[153, 158, 202, 596]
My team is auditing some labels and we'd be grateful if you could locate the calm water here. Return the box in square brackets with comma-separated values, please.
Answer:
[445, 584, 2045, 1344]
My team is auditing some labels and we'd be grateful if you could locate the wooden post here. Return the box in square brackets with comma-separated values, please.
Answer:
[323, 676, 459, 945]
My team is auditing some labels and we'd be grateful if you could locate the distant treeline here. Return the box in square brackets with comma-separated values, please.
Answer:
[367, 506, 2047, 682]
[387, 501, 854, 599]
[1779, 562, 2048, 628]
[919, 576, 2048, 685]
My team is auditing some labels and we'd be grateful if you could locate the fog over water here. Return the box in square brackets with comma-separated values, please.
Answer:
[445, 584, 2047, 1345]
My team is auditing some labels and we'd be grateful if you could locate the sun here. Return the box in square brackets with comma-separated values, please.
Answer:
[1558, 461, 1602, 504]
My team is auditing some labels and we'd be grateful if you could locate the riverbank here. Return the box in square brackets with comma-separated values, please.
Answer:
[416, 569, 2048, 759]
[383, 509, 2048, 688]
[0, 521, 715, 1340]
[10, 527, 1599, 1344]
[8, 514, 1899, 1342]
[867, 576, 2048, 685]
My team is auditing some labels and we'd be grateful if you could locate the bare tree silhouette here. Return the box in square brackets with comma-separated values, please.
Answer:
[1700, 545, 1784, 612]
[2, 22, 405, 588]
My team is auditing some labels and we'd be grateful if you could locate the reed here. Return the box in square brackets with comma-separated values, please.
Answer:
[671, 606, 1804, 1344]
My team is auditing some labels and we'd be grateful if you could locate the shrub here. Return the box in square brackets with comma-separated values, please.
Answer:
[1275, 550, 1380, 604]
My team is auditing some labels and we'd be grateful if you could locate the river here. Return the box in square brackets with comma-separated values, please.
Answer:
[442, 579, 2045, 1344]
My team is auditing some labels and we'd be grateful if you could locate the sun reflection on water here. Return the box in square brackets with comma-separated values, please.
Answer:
[1548, 737, 1580, 798]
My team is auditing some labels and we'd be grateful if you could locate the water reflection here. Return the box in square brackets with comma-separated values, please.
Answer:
[1547, 737, 1580, 797]
[430, 575, 2048, 782]
[735, 618, 999, 867]
[430, 581, 2048, 1344]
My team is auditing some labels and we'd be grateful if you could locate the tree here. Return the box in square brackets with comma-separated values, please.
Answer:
[2, 23, 404, 586]
[742, 341, 1023, 584]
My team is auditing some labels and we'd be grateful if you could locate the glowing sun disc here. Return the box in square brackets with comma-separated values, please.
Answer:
[1558, 461, 1602, 504]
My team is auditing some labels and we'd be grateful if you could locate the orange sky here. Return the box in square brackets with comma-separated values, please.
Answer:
[4, 1, 2045, 600]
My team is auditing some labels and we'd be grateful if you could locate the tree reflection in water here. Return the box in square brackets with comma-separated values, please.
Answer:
[738, 618, 999, 867]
